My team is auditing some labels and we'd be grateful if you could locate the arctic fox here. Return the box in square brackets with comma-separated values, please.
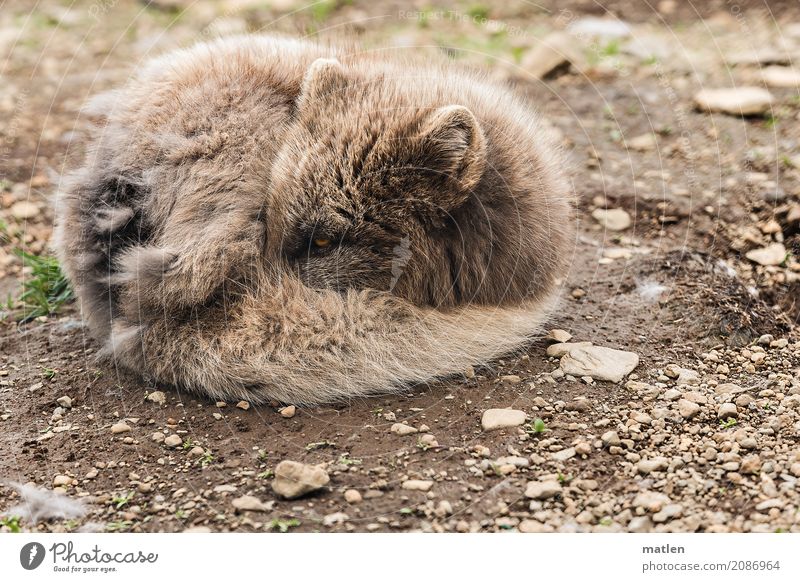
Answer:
[55, 35, 573, 405]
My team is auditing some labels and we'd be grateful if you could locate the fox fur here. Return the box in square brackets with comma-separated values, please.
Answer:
[54, 35, 574, 405]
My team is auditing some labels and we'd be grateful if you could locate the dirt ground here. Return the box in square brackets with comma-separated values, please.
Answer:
[1, 0, 800, 533]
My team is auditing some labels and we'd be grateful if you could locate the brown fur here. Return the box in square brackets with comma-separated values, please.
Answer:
[54, 35, 574, 405]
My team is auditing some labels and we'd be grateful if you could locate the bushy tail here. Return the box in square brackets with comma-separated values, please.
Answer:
[107, 274, 558, 405]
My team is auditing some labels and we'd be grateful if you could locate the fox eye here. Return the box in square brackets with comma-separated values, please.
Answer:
[312, 237, 332, 248]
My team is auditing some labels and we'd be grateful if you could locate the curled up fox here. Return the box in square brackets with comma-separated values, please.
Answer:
[55, 35, 574, 405]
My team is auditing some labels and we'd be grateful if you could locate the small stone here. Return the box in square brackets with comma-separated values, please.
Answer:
[10, 201, 40, 219]
[322, 512, 349, 526]
[592, 208, 632, 231]
[627, 133, 657, 151]
[632, 491, 671, 512]
[694, 87, 774, 116]
[761, 66, 800, 87]
[434, 500, 453, 517]
[56, 395, 73, 409]
[391, 423, 418, 436]
[575, 442, 592, 456]
[746, 243, 787, 266]
[418, 434, 438, 447]
[85, 468, 98, 479]
[464, 365, 476, 379]
[151, 432, 165, 443]
[551, 447, 576, 462]
[601, 431, 621, 447]
[280, 405, 296, 418]
[739, 437, 758, 450]
[789, 463, 800, 478]
[272, 460, 330, 499]
[524, 480, 562, 500]
[146, 391, 166, 405]
[715, 383, 748, 395]
[236, 401, 250, 410]
[344, 489, 362, 504]
[717, 403, 738, 420]
[740, 456, 762, 474]
[546, 341, 593, 358]
[187, 446, 205, 457]
[560, 346, 639, 383]
[481, 409, 526, 431]
[53, 475, 71, 487]
[164, 434, 183, 448]
[213, 484, 237, 493]
[500, 374, 521, 384]
[521, 31, 581, 79]
[677, 399, 701, 419]
[628, 516, 653, 533]
[232, 495, 274, 512]
[637, 457, 669, 474]
[547, 329, 573, 343]
[653, 504, 683, 523]
[110, 422, 131, 434]
[401, 479, 433, 492]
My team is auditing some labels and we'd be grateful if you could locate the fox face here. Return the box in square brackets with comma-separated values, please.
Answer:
[266, 58, 492, 307]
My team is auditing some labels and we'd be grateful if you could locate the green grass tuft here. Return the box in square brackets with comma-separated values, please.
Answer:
[11, 250, 74, 322]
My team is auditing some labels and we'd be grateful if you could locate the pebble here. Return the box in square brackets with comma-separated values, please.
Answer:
[521, 31, 579, 79]
[524, 480, 562, 500]
[717, 403, 738, 419]
[151, 432, 165, 443]
[547, 329, 573, 343]
[271, 460, 330, 499]
[164, 434, 183, 448]
[746, 243, 787, 266]
[560, 346, 639, 383]
[481, 409, 526, 431]
[236, 401, 250, 410]
[546, 341, 593, 357]
[653, 503, 683, 523]
[232, 495, 274, 512]
[500, 374, 521, 384]
[146, 391, 166, 405]
[601, 430, 621, 447]
[344, 489, 362, 504]
[693, 87, 774, 116]
[110, 422, 131, 434]
[628, 516, 653, 533]
[10, 201, 40, 219]
[551, 447, 576, 462]
[677, 399, 701, 419]
[53, 475, 71, 487]
[637, 457, 669, 474]
[632, 491, 671, 512]
[627, 133, 656, 151]
[280, 405, 296, 418]
[322, 512, 349, 526]
[591, 208, 632, 231]
[761, 66, 800, 87]
[391, 423, 418, 435]
[402, 479, 433, 491]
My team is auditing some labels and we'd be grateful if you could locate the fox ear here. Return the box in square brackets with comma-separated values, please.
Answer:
[415, 105, 487, 194]
[298, 58, 348, 108]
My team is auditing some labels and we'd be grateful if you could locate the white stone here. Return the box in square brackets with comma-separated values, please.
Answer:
[546, 341, 593, 358]
[746, 243, 787, 266]
[524, 480, 562, 500]
[146, 391, 166, 405]
[390, 423, 418, 435]
[272, 461, 330, 499]
[232, 495, 274, 512]
[592, 208, 632, 231]
[694, 87, 774, 116]
[401, 479, 433, 491]
[560, 346, 639, 383]
[761, 66, 800, 87]
[481, 409, 526, 431]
